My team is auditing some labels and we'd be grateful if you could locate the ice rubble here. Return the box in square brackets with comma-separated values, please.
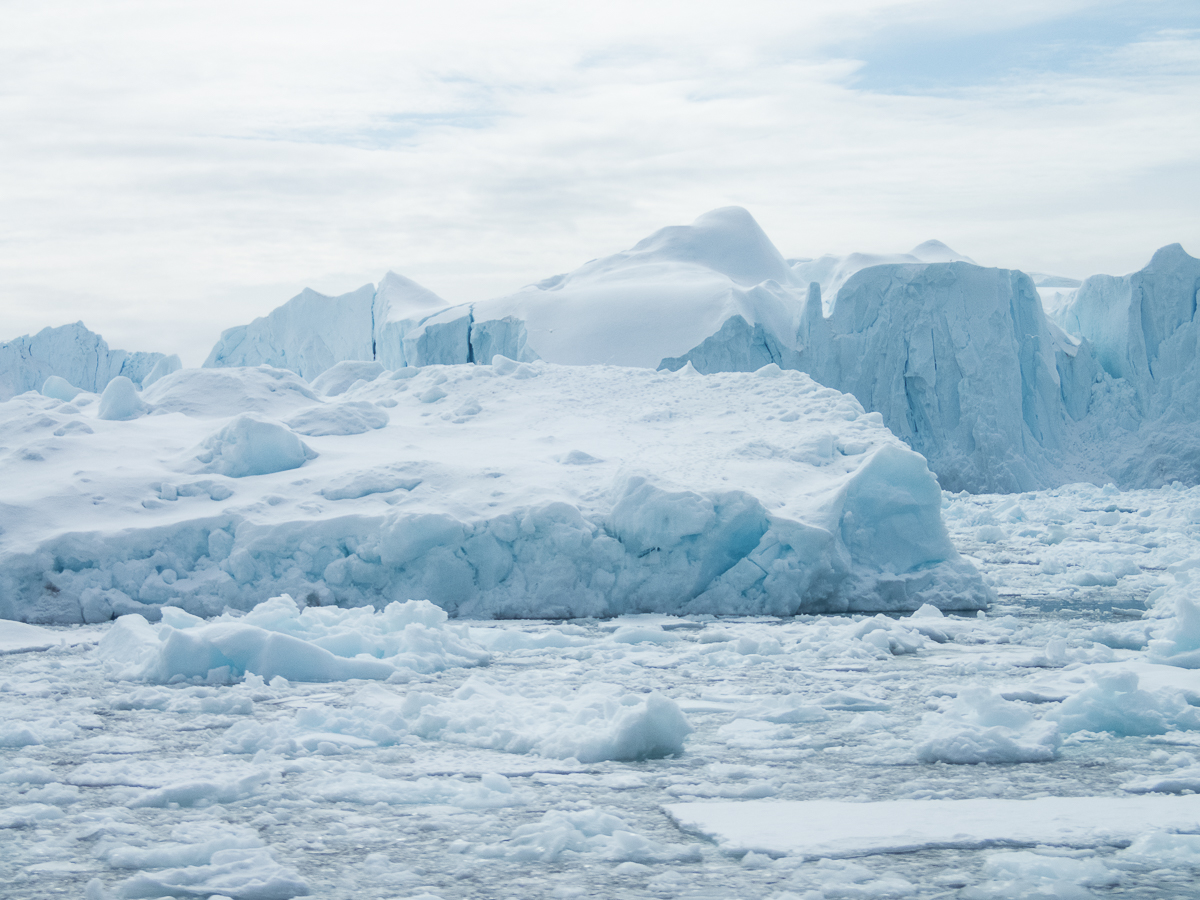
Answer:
[96, 595, 489, 683]
[0, 322, 165, 402]
[198, 207, 1200, 493]
[0, 359, 990, 623]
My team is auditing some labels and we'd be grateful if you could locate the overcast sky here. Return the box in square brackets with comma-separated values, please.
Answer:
[2, 0, 1198, 364]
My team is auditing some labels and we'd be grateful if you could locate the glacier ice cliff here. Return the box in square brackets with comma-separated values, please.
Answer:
[0, 322, 166, 402]
[197, 208, 1200, 492]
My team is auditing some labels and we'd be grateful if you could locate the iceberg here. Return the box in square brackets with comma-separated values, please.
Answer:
[0, 322, 166, 402]
[194, 209, 1199, 493]
[203, 283, 377, 380]
[0, 359, 990, 623]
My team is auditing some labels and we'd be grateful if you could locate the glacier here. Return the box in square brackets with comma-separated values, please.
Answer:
[0, 359, 990, 624]
[199, 208, 1200, 493]
[0, 322, 166, 402]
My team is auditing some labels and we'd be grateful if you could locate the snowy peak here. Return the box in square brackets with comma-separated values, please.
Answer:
[625, 207, 795, 287]
[549, 206, 796, 290]
[1146, 242, 1197, 272]
[909, 240, 975, 265]
[375, 271, 447, 323]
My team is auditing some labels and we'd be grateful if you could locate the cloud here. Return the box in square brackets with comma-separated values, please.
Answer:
[1, 0, 1197, 363]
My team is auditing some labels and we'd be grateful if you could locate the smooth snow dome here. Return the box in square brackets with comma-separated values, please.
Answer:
[0, 359, 989, 624]
[142, 366, 319, 418]
[40, 375, 81, 402]
[195, 414, 316, 478]
[0, 322, 165, 401]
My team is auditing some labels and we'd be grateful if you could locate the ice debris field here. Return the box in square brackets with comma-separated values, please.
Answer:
[2, 209, 1200, 898]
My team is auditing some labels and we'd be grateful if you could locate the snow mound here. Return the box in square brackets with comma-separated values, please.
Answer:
[0, 361, 989, 623]
[96, 594, 490, 683]
[143, 366, 318, 417]
[284, 401, 389, 436]
[0, 322, 165, 402]
[97, 376, 149, 421]
[196, 415, 316, 477]
[41, 375, 81, 402]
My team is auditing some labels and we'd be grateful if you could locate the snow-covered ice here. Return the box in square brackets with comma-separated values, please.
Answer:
[666, 795, 1200, 858]
[0, 359, 989, 624]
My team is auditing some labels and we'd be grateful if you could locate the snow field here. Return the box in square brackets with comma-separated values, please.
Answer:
[0, 359, 989, 624]
[6, 480, 1200, 899]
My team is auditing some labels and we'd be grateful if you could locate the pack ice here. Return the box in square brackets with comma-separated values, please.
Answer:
[203, 208, 1200, 493]
[0, 359, 989, 623]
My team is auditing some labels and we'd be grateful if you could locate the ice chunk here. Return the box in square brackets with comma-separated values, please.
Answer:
[96, 595, 489, 683]
[351, 677, 691, 762]
[97, 376, 149, 421]
[114, 848, 308, 900]
[916, 687, 1061, 764]
[0, 620, 64, 654]
[665, 795, 1200, 859]
[967, 850, 1118, 898]
[478, 807, 698, 863]
[197, 415, 316, 477]
[1046, 669, 1200, 735]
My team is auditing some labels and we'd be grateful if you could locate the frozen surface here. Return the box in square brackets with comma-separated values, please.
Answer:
[0, 322, 165, 402]
[4, 482, 1200, 898]
[0, 360, 988, 623]
[666, 795, 1200, 858]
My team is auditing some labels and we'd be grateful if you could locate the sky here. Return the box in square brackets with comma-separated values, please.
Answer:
[2, 0, 1198, 364]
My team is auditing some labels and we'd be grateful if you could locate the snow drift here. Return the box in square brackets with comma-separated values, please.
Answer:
[0, 359, 990, 623]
